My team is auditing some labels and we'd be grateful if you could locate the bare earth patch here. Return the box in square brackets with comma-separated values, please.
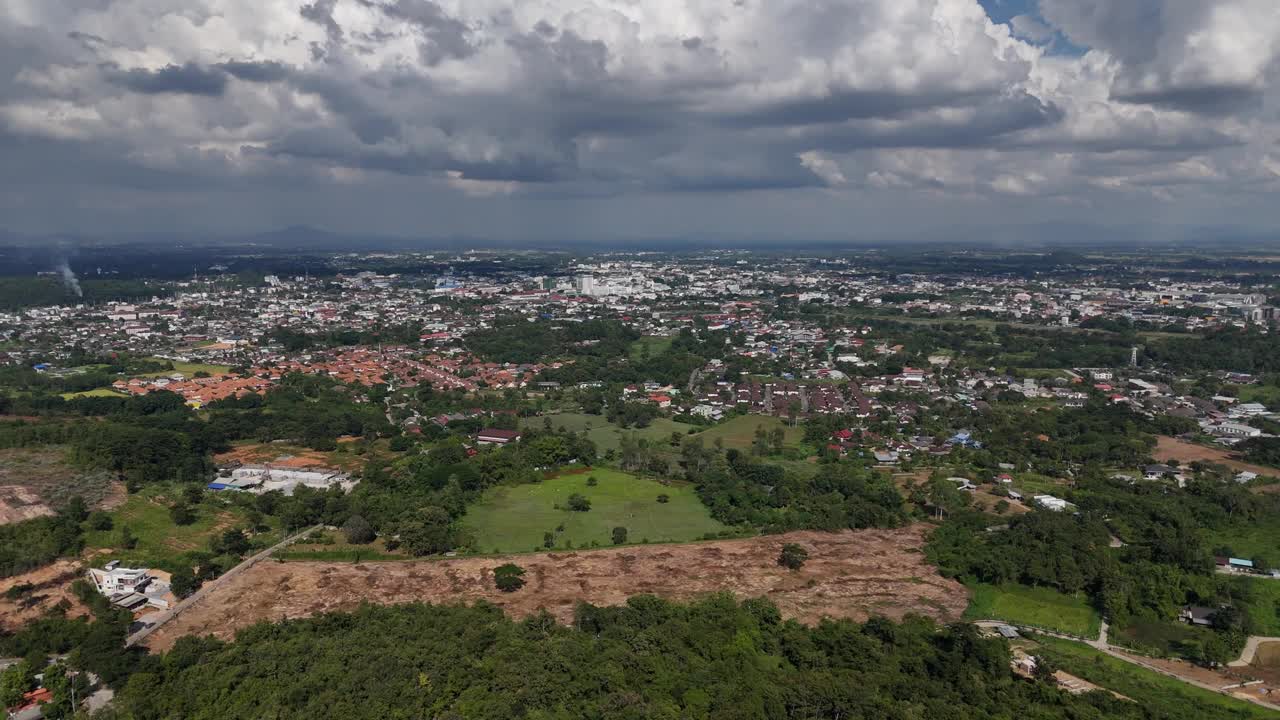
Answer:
[1114, 648, 1280, 703]
[0, 447, 120, 524]
[0, 559, 91, 631]
[0, 486, 54, 524]
[1154, 436, 1280, 479]
[143, 525, 966, 652]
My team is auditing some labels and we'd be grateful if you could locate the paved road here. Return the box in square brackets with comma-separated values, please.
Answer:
[125, 525, 320, 647]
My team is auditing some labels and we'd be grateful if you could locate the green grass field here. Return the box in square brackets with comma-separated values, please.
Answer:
[964, 583, 1102, 638]
[1232, 384, 1280, 408]
[629, 335, 674, 361]
[1110, 617, 1221, 657]
[1207, 516, 1280, 560]
[691, 415, 803, 451]
[524, 413, 697, 454]
[1010, 472, 1070, 496]
[139, 359, 232, 378]
[83, 486, 278, 567]
[60, 387, 128, 400]
[1222, 576, 1280, 636]
[461, 468, 728, 553]
[1034, 636, 1278, 720]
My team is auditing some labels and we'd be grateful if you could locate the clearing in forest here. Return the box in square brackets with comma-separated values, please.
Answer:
[461, 468, 726, 553]
[143, 525, 969, 652]
[1154, 435, 1279, 478]
[0, 447, 120, 524]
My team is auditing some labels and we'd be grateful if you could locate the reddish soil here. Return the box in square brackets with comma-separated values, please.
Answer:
[143, 525, 967, 652]
[0, 559, 91, 631]
[1115, 649, 1280, 703]
[1247, 642, 1280, 692]
[1154, 436, 1280, 479]
[0, 486, 54, 524]
[215, 444, 335, 468]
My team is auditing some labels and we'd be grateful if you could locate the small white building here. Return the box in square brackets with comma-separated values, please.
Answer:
[1033, 494, 1069, 512]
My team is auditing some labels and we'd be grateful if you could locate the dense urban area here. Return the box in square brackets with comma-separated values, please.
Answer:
[2, 244, 1280, 719]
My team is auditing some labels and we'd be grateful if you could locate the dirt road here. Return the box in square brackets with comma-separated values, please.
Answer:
[142, 525, 967, 652]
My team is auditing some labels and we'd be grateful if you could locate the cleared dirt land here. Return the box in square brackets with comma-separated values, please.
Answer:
[0, 447, 122, 524]
[1154, 436, 1279, 479]
[0, 559, 91, 631]
[143, 524, 966, 652]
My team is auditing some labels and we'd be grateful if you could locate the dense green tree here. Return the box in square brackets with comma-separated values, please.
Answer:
[493, 563, 526, 592]
[398, 506, 456, 556]
[342, 515, 376, 545]
[99, 597, 1198, 720]
[778, 543, 809, 570]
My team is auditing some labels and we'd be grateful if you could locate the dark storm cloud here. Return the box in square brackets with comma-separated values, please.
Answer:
[216, 60, 292, 83]
[300, 0, 344, 43]
[1111, 85, 1264, 117]
[103, 62, 229, 96]
[1040, 0, 1276, 117]
[799, 92, 1065, 151]
[256, 125, 574, 183]
[373, 0, 478, 65]
[723, 89, 992, 128]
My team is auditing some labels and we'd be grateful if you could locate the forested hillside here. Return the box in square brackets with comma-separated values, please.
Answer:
[95, 596, 1203, 720]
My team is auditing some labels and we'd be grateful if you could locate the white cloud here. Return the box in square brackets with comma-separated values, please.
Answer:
[0, 0, 1276, 235]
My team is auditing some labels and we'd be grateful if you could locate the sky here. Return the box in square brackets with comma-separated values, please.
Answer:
[1, 0, 1278, 243]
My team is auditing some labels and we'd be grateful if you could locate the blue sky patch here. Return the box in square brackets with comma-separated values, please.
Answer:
[977, 0, 1087, 56]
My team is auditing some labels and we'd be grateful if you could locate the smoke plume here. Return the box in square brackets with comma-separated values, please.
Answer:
[57, 259, 83, 298]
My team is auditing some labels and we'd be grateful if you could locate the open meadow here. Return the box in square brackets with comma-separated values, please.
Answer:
[139, 359, 233, 377]
[82, 485, 280, 567]
[461, 468, 727, 553]
[963, 582, 1102, 638]
[690, 414, 804, 451]
[523, 412, 697, 453]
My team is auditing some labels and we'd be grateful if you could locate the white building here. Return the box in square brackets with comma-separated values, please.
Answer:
[1033, 495, 1070, 512]
[87, 562, 171, 610]
[214, 465, 356, 496]
[88, 563, 150, 595]
[1211, 422, 1262, 439]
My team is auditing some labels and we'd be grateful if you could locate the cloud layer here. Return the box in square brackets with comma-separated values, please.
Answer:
[1, 0, 1278, 240]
